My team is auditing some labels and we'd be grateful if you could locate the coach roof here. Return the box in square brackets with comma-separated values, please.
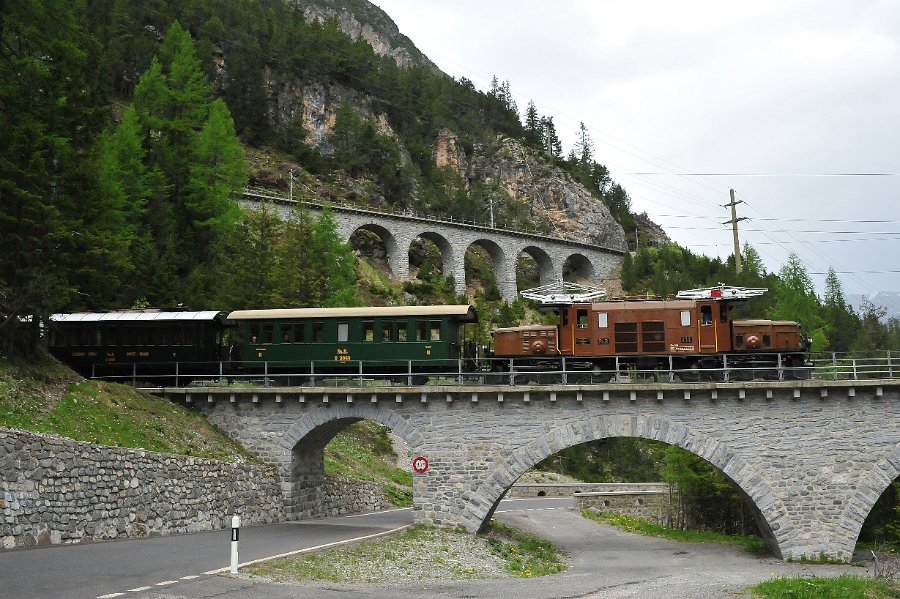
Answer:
[227, 305, 478, 323]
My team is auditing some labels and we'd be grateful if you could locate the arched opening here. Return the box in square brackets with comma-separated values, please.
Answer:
[349, 224, 399, 277]
[282, 409, 420, 520]
[409, 233, 453, 278]
[856, 475, 899, 552]
[515, 246, 554, 293]
[464, 240, 506, 300]
[470, 419, 783, 558]
[563, 253, 595, 283]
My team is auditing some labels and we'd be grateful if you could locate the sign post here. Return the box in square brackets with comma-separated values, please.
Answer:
[230, 514, 241, 574]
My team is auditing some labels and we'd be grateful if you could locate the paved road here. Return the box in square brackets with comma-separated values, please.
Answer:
[0, 498, 866, 599]
[0, 506, 415, 599]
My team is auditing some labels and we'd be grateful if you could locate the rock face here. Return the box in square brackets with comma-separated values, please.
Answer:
[294, 1, 437, 70]
[436, 131, 627, 250]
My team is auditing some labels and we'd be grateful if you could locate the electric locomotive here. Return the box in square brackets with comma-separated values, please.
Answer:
[492, 283, 811, 381]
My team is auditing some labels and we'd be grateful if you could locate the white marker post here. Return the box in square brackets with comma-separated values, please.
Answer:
[230, 515, 241, 574]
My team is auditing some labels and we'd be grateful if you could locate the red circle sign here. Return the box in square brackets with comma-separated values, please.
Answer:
[412, 456, 429, 473]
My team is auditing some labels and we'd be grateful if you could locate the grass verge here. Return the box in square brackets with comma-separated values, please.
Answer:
[581, 509, 767, 555]
[752, 574, 900, 598]
[0, 357, 251, 461]
[244, 522, 566, 584]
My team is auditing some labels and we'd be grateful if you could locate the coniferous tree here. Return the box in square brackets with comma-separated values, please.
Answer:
[0, 0, 97, 354]
[767, 252, 827, 350]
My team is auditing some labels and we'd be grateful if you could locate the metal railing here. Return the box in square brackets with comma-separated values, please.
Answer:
[87, 351, 898, 389]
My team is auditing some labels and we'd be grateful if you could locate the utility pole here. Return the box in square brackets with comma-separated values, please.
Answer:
[289, 169, 294, 202]
[723, 188, 748, 275]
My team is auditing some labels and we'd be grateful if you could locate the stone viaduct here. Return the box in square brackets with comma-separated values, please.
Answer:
[162, 379, 900, 562]
[241, 193, 625, 301]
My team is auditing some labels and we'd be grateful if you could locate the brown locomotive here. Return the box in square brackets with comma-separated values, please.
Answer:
[492, 283, 811, 381]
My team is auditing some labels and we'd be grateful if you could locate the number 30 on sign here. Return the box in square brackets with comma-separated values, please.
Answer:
[412, 456, 429, 473]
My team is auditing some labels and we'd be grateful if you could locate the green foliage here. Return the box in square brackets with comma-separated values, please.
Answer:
[536, 438, 667, 483]
[767, 252, 828, 351]
[662, 445, 760, 536]
[581, 510, 766, 555]
[752, 575, 899, 599]
[217, 204, 360, 309]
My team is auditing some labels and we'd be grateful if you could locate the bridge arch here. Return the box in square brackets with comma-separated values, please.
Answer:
[462, 415, 789, 558]
[349, 223, 407, 279]
[413, 231, 455, 280]
[278, 404, 424, 519]
[563, 252, 596, 283]
[517, 245, 555, 290]
[841, 445, 900, 551]
[462, 238, 512, 299]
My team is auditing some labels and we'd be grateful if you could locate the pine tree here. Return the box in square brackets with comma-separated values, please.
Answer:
[767, 252, 827, 350]
[0, 0, 96, 354]
[523, 100, 542, 146]
[574, 121, 593, 164]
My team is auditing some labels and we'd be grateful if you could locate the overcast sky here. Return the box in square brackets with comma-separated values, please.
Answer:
[371, 0, 900, 296]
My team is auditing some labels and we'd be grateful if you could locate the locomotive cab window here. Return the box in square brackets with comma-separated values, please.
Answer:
[562, 308, 570, 327]
[700, 305, 712, 325]
[720, 304, 728, 323]
[598, 312, 608, 328]
[577, 309, 589, 329]
[680, 310, 691, 327]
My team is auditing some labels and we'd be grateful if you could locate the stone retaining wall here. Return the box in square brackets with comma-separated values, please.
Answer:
[0, 428, 286, 549]
[507, 482, 669, 499]
[322, 476, 389, 515]
[575, 490, 672, 525]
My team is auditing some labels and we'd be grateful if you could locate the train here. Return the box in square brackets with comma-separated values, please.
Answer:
[492, 283, 811, 381]
[47, 284, 811, 385]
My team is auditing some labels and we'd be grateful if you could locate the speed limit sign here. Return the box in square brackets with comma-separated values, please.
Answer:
[412, 456, 429, 473]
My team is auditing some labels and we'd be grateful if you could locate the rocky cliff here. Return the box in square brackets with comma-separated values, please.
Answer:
[292, 0, 437, 70]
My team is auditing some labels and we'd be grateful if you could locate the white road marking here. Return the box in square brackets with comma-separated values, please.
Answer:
[180, 575, 200, 580]
[343, 507, 409, 518]
[155, 580, 178, 586]
[204, 524, 412, 575]
[126, 587, 151, 592]
[97, 594, 126, 598]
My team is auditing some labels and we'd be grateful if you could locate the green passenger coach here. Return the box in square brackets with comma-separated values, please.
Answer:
[227, 305, 479, 371]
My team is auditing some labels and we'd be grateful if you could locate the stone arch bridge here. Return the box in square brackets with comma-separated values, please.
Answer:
[241, 193, 625, 301]
[163, 379, 900, 562]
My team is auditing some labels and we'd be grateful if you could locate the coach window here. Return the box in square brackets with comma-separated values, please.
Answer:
[293, 323, 304, 342]
[262, 324, 274, 344]
[382, 322, 393, 342]
[249, 324, 260, 343]
[337, 322, 349, 342]
[313, 322, 324, 342]
[430, 321, 441, 341]
[416, 321, 428, 341]
[363, 321, 375, 342]
[598, 312, 608, 328]
[397, 322, 408, 342]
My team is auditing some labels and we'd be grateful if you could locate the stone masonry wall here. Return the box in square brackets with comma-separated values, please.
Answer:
[0, 428, 284, 549]
[507, 482, 669, 499]
[322, 476, 389, 515]
[575, 491, 672, 525]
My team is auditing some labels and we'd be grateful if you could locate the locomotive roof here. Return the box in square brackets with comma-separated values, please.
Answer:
[591, 298, 698, 310]
[227, 305, 478, 322]
[51, 311, 226, 323]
